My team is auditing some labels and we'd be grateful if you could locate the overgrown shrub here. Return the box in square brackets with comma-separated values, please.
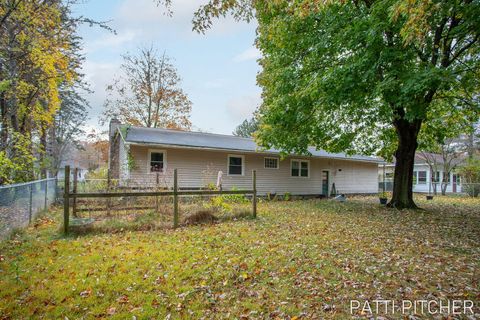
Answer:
[85, 166, 108, 180]
[205, 182, 217, 190]
[458, 158, 480, 197]
[206, 195, 233, 213]
[266, 192, 277, 201]
[204, 187, 248, 213]
[221, 187, 249, 204]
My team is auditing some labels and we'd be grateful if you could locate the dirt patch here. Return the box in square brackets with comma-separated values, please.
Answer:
[183, 210, 218, 226]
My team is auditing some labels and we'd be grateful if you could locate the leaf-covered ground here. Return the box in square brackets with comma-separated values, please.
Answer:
[0, 195, 479, 319]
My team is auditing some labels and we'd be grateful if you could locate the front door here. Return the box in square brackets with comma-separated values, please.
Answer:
[452, 174, 457, 193]
[322, 171, 329, 196]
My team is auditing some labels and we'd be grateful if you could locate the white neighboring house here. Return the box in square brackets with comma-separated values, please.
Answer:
[108, 119, 384, 196]
[380, 153, 465, 194]
[57, 160, 88, 182]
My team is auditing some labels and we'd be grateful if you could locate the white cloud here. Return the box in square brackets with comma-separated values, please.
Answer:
[204, 79, 226, 89]
[81, 60, 122, 128]
[75, 0, 260, 133]
[84, 30, 137, 53]
[226, 93, 261, 120]
[115, 0, 252, 38]
[233, 46, 261, 62]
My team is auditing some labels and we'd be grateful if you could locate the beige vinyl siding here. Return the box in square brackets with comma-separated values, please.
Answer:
[124, 145, 378, 195]
[332, 159, 379, 194]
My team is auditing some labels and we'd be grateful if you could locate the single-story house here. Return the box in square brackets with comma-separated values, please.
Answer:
[57, 160, 88, 182]
[379, 153, 465, 194]
[108, 119, 383, 196]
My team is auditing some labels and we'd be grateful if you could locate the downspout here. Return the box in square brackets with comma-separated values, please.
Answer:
[383, 163, 386, 193]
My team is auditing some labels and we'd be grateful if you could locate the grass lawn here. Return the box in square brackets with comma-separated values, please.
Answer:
[0, 195, 479, 319]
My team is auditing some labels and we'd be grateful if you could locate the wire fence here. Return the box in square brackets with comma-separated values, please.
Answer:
[378, 181, 480, 197]
[461, 183, 480, 197]
[0, 178, 57, 239]
[63, 167, 257, 235]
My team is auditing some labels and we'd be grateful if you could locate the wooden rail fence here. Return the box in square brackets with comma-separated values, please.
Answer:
[63, 166, 257, 234]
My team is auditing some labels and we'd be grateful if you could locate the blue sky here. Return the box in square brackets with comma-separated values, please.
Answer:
[73, 0, 261, 135]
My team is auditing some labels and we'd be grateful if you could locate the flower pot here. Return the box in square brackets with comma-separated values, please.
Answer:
[379, 198, 388, 205]
[426, 195, 434, 200]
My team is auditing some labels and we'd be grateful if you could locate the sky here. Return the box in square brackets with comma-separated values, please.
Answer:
[73, 0, 261, 135]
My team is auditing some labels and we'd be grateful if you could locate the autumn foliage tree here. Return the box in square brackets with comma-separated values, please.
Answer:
[102, 46, 192, 130]
[0, 0, 105, 183]
[0, 0, 73, 182]
[86, 129, 109, 169]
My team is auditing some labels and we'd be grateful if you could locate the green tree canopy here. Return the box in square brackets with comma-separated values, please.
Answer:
[248, 0, 480, 208]
[233, 117, 259, 138]
[166, 0, 480, 207]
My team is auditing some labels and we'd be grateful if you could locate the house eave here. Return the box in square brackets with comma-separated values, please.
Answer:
[126, 141, 384, 164]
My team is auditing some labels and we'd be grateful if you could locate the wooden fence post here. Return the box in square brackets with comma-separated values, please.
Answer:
[252, 170, 257, 218]
[72, 168, 78, 217]
[155, 172, 159, 212]
[106, 169, 111, 216]
[44, 179, 48, 210]
[64, 166, 70, 235]
[28, 183, 33, 224]
[173, 169, 179, 228]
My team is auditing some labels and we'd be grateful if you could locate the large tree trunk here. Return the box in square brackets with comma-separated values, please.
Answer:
[441, 182, 447, 195]
[388, 118, 422, 209]
[0, 94, 7, 150]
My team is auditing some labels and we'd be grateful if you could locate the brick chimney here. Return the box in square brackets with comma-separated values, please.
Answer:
[109, 118, 121, 140]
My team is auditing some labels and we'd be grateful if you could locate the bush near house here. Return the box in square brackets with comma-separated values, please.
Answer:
[458, 158, 480, 197]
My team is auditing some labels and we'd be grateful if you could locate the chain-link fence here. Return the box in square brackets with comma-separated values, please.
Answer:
[0, 178, 57, 239]
[378, 181, 480, 197]
[462, 183, 480, 197]
[378, 181, 393, 192]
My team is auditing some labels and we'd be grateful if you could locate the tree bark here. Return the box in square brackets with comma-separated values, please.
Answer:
[0, 93, 7, 150]
[388, 118, 422, 209]
[441, 181, 447, 195]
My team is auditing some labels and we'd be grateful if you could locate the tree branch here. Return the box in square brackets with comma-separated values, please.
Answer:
[447, 34, 480, 66]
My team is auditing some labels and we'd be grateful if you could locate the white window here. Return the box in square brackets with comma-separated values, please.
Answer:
[443, 172, 451, 184]
[148, 150, 166, 173]
[228, 155, 244, 175]
[264, 157, 279, 169]
[417, 171, 427, 184]
[291, 159, 309, 177]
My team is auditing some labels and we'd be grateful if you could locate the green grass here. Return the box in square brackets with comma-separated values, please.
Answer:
[0, 195, 479, 319]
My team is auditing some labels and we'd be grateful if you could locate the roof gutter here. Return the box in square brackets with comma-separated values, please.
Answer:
[126, 141, 384, 164]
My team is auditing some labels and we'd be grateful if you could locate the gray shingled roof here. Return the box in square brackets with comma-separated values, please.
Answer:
[381, 152, 467, 166]
[123, 126, 383, 163]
